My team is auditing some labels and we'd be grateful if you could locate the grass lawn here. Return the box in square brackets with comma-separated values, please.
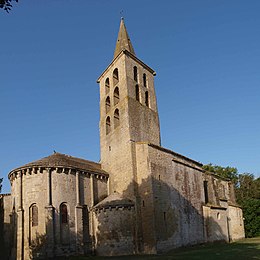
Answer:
[65, 237, 260, 260]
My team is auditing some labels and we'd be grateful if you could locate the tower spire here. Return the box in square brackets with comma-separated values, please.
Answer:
[114, 18, 135, 59]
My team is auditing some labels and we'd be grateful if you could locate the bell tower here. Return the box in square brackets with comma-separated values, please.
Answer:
[97, 18, 160, 196]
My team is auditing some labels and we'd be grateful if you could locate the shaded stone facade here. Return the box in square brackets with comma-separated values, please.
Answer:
[1, 18, 244, 259]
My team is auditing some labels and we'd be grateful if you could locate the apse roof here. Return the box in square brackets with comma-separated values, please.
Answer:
[10, 152, 107, 175]
[94, 192, 134, 209]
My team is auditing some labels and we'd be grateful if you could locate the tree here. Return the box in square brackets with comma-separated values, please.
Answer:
[239, 198, 260, 237]
[236, 173, 260, 202]
[0, 0, 18, 13]
[202, 163, 239, 185]
[0, 178, 2, 193]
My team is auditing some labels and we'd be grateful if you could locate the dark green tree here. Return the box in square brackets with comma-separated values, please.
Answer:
[0, 178, 2, 193]
[202, 163, 239, 185]
[0, 0, 18, 12]
[239, 198, 260, 237]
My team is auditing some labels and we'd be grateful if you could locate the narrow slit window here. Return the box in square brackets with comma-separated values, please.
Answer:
[105, 96, 110, 113]
[114, 87, 120, 105]
[105, 78, 110, 94]
[114, 109, 120, 128]
[203, 181, 209, 204]
[134, 66, 138, 82]
[163, 212, 166, 221]
[135, 85, 140, 102]
[106, 116, 111, 135]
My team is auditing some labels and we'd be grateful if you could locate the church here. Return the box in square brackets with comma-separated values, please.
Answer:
[0, 19, 245, 259]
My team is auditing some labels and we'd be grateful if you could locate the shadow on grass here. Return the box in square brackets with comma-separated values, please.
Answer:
[60, 237, 260, 260]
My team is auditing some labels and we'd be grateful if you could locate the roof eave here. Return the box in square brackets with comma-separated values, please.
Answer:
[97, 49, 156, 83]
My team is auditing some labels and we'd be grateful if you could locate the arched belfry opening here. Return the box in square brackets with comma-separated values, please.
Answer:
[105, 78, 110, 94]
[134, 66, 138, 82]
[114, 108, 120, 128]
[106, 116, 111, 135]
[113, 68, 119, 86]
[106, 96, 111, 113]
[114, 87, 120, 105]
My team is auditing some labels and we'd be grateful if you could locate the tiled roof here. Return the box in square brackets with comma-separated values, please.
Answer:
[12, 152, 107, 175]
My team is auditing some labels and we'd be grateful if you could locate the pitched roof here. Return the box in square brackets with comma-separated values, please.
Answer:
[12, 152, 107, 175]
[114, 18, 135, 59]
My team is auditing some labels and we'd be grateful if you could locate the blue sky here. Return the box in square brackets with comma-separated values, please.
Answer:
[1, 0, 260, 193]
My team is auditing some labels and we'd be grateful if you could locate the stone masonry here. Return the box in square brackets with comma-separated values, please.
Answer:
[0, 18, 245, 259]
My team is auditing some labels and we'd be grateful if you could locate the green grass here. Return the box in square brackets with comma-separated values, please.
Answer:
[64, 237, 260, 260]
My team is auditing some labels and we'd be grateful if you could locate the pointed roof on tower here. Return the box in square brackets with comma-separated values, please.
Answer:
[114, 18, 135, 58]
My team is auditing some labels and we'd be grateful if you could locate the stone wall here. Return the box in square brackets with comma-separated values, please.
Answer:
[134, 142, 244, 253]
[228, 206, 245, 241]
[93, 206, 135, 256]
[0, 194, 12, 259]
[8, 167, 108, 259]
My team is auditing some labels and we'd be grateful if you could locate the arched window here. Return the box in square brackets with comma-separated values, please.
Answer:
[114, 109, 120, 128]
[105, 78, 110, 94]
[60, 203, 69, 244]
[61, 203, 68, 224]
[145, 91, 149, 107]
[105, 96, 110, 113]
[114, 87, 120, 105]
[82, 205, 90, 244]
[113, 68, 119, 86]
[133, 66, 138, 82]
[106, 116, 111, 135]
[143, 73, 147, 87]
[135, 85, 140, 102]
[30, 204, 38, 227]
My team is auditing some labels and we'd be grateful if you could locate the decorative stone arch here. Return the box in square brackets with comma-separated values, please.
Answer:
[113, 87, 120, 105]
[113, 68, 119, 86]
[105, 78, 110, 94]
[114, 109, 120, 128]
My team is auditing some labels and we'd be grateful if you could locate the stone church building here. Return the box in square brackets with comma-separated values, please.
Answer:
[0, 19, 245, 259]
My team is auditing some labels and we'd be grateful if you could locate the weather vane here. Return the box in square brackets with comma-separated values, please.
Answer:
[120, 10, 124, 19]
